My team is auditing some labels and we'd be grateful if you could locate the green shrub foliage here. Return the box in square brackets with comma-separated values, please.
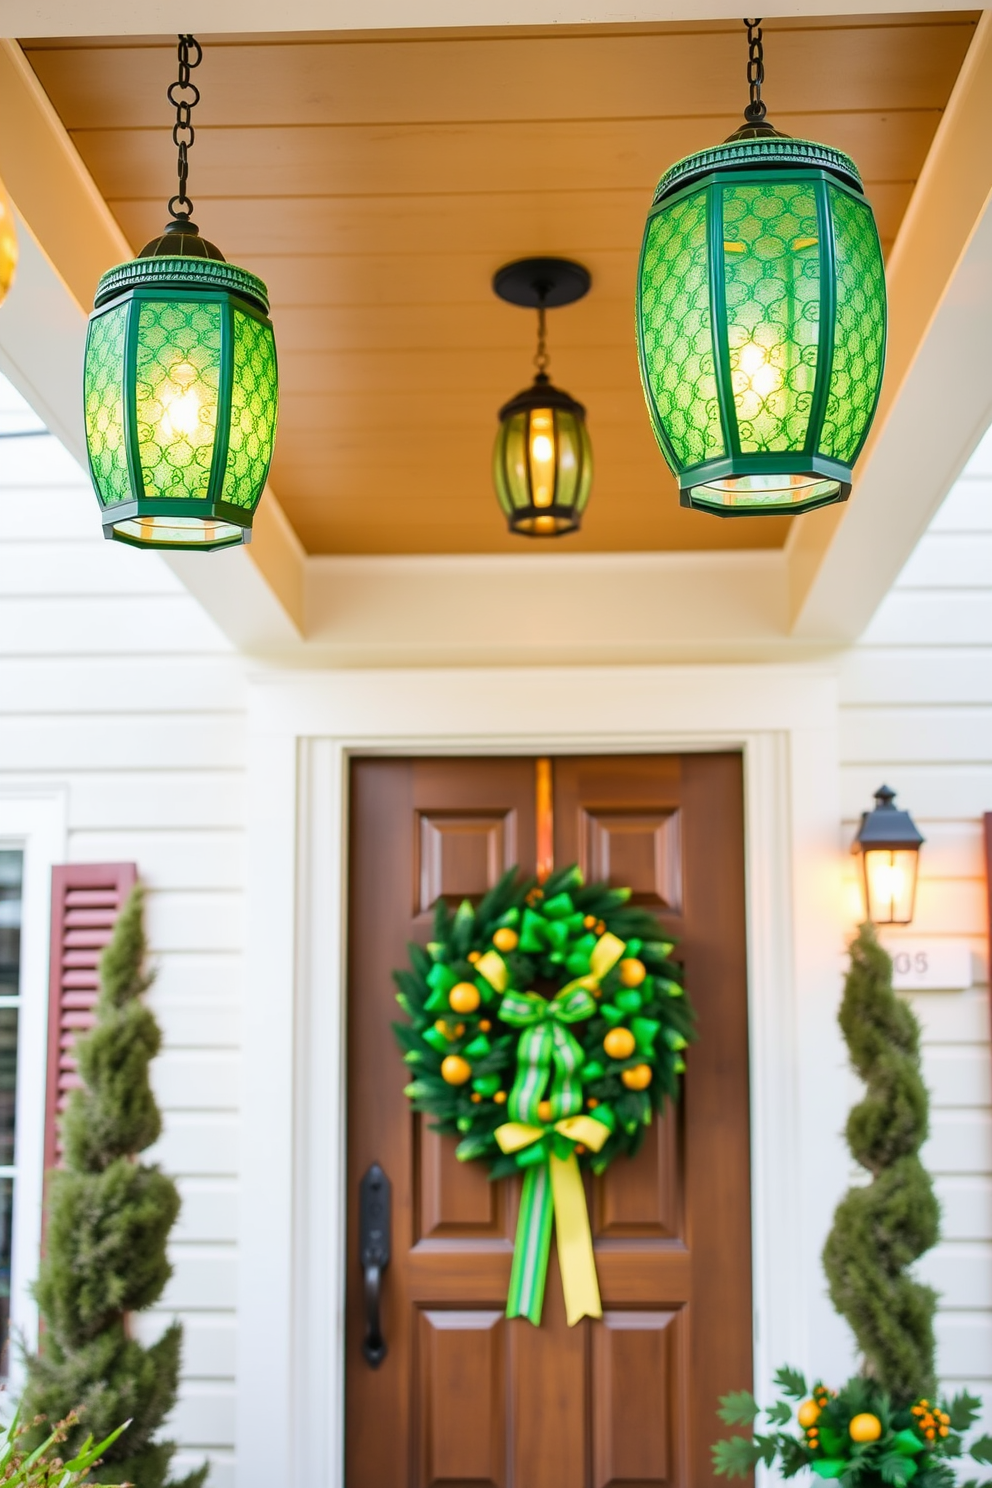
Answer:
[22, 888, 207, 1488]
[822, 923, 940, 1404]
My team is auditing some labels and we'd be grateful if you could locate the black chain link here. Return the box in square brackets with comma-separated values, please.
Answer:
[168, 34, 201, 220]
[743, 18, 767, 123]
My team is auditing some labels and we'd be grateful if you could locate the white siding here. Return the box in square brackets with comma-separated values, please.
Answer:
[840, 424, 992, 1405]
[0, 377, 245, 1488]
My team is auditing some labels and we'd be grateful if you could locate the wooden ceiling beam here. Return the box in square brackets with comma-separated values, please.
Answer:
[0, 0, 980, 38]
[789, 8, 992, 641]
[0, 38, 304, 649]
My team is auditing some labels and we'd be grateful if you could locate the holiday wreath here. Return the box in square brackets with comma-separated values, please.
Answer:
[393, 864, 695, 1327]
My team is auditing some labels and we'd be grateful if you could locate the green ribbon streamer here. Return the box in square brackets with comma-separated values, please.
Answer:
[501, 987, 596, 1122]
[506, 1164, 553, 1325]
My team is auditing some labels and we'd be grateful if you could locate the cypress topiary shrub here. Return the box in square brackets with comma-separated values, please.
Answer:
[21, 887, 207, 1488]
[822, 921, 940, 1404]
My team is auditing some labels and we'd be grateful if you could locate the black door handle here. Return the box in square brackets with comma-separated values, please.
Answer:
[359, 1162, 391, 1368]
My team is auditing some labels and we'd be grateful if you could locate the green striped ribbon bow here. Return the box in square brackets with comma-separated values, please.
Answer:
[501, 986, 597, 1123]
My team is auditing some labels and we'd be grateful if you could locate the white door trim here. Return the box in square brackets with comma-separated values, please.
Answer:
[237, 662, 853, 1488]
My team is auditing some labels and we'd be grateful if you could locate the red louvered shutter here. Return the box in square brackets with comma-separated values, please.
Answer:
[44, 864, 137, 1172]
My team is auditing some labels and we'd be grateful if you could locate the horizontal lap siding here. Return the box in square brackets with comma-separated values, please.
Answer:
[0, 418, 246, 1487]
[840, 425, 992, 1405]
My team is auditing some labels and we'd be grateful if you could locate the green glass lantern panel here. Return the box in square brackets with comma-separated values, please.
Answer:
[821, 185, 886, 465]
[222, 309, 279, 508]
[83, 304, 131, 508]
[136, 299, 221, 501]
[721, 182, 820, 453]
[638, 191, 722, 469]
[636, 137, 886, 517]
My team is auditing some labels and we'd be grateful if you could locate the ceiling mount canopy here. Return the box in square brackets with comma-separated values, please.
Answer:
[636, 18, 887, 519]
[492, 257, 594, 538]
[82, 35, 279, 552]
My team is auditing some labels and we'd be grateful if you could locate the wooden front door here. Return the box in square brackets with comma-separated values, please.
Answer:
[346, 754, 752, 1488]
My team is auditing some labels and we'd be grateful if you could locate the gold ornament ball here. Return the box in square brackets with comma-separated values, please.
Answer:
[849, 1414, 882, 1444]
[619, 957, 646, 988]
[797, 1402, 821, 1429]
[622, 1063, 652, 1091]
[603, 1026, 636, 1060]
[493, 927, 519, 953]
[441, 1055, 472, 1086]
[536, 1100, 553, 1123]
[449, 982, 481, 1014]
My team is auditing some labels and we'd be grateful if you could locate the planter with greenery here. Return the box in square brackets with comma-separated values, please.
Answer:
[713, 923, 992, 1487]
[21, 888, 207, 1488]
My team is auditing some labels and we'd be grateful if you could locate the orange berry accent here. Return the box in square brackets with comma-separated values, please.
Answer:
[583, 915, 596, 928]
[440, 1055, 472, 1085]
[574, 1144, 586, 1155]
[471, 1092, 482, 1103]
[619, 957, 647, 988]
[449, 982, 481, 1014]
[536, 1099, 553, 1123]
[467, 950, 481, 963]
[479, 1019, 492, 1032]
[587, 1098, 599, 1109]
[939, 1427, 949, 1437]
[493, 1090, 507, 1104]
[603, 1027, 637, 1060]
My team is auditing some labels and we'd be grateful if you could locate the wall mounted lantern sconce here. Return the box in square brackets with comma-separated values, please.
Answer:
[853, 785, 924, 926]
[82, 35, 278, 551]
[636, 18, 886, 517]
[492, 257, 593, 537]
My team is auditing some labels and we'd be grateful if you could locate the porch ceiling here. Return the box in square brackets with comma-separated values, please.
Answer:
[23, 16, 977, 557]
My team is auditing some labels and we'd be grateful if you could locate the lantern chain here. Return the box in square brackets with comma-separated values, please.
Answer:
[168, 34, 202, 221]
[743, 18, 767, 124]
[534, 305, 550, 379]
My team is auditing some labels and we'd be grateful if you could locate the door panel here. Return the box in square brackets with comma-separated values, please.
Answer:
[346, 754, 751, 1488]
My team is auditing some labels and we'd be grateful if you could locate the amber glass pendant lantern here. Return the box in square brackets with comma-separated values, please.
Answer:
[493, 258, 593, 537]
[636, 20, 886, 517]
[83, 36, 278, 551]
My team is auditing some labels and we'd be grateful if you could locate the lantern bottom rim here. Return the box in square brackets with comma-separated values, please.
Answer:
[675, 455, 851, 517]
[503, 503, 582, 537]
[107, 513, 249, 551]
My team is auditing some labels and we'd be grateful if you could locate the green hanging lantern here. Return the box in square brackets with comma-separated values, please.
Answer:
[83, 36, 278, 550]
[636, 19, 885, 517]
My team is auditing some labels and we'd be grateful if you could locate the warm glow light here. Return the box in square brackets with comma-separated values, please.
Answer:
[529, 409, 556, 509]
[862, 848, 919, 925]
[157, 360, 209, 442]
[733, 339, 782, 401]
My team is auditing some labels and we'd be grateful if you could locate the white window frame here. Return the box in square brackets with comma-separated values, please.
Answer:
[0, 789, 67, 1387]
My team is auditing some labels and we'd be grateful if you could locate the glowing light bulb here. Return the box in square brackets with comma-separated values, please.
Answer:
[158, 360, 207, 441]
[529, 410, 556, 509]
[736, 340, 782, 400]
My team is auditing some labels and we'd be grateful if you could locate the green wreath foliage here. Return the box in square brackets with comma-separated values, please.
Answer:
[393, 864, 695, 1177]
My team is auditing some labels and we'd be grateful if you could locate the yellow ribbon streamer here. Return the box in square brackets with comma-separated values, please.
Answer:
[560, 930, 626, 998]
[496, 1115, 610, 1326]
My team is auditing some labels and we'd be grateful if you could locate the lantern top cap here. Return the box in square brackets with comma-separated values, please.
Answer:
[94, 250, 270, 316]
[497, 373, 586, 425]
[653, 135, 862, 204]
[853, 785, 925, 854]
